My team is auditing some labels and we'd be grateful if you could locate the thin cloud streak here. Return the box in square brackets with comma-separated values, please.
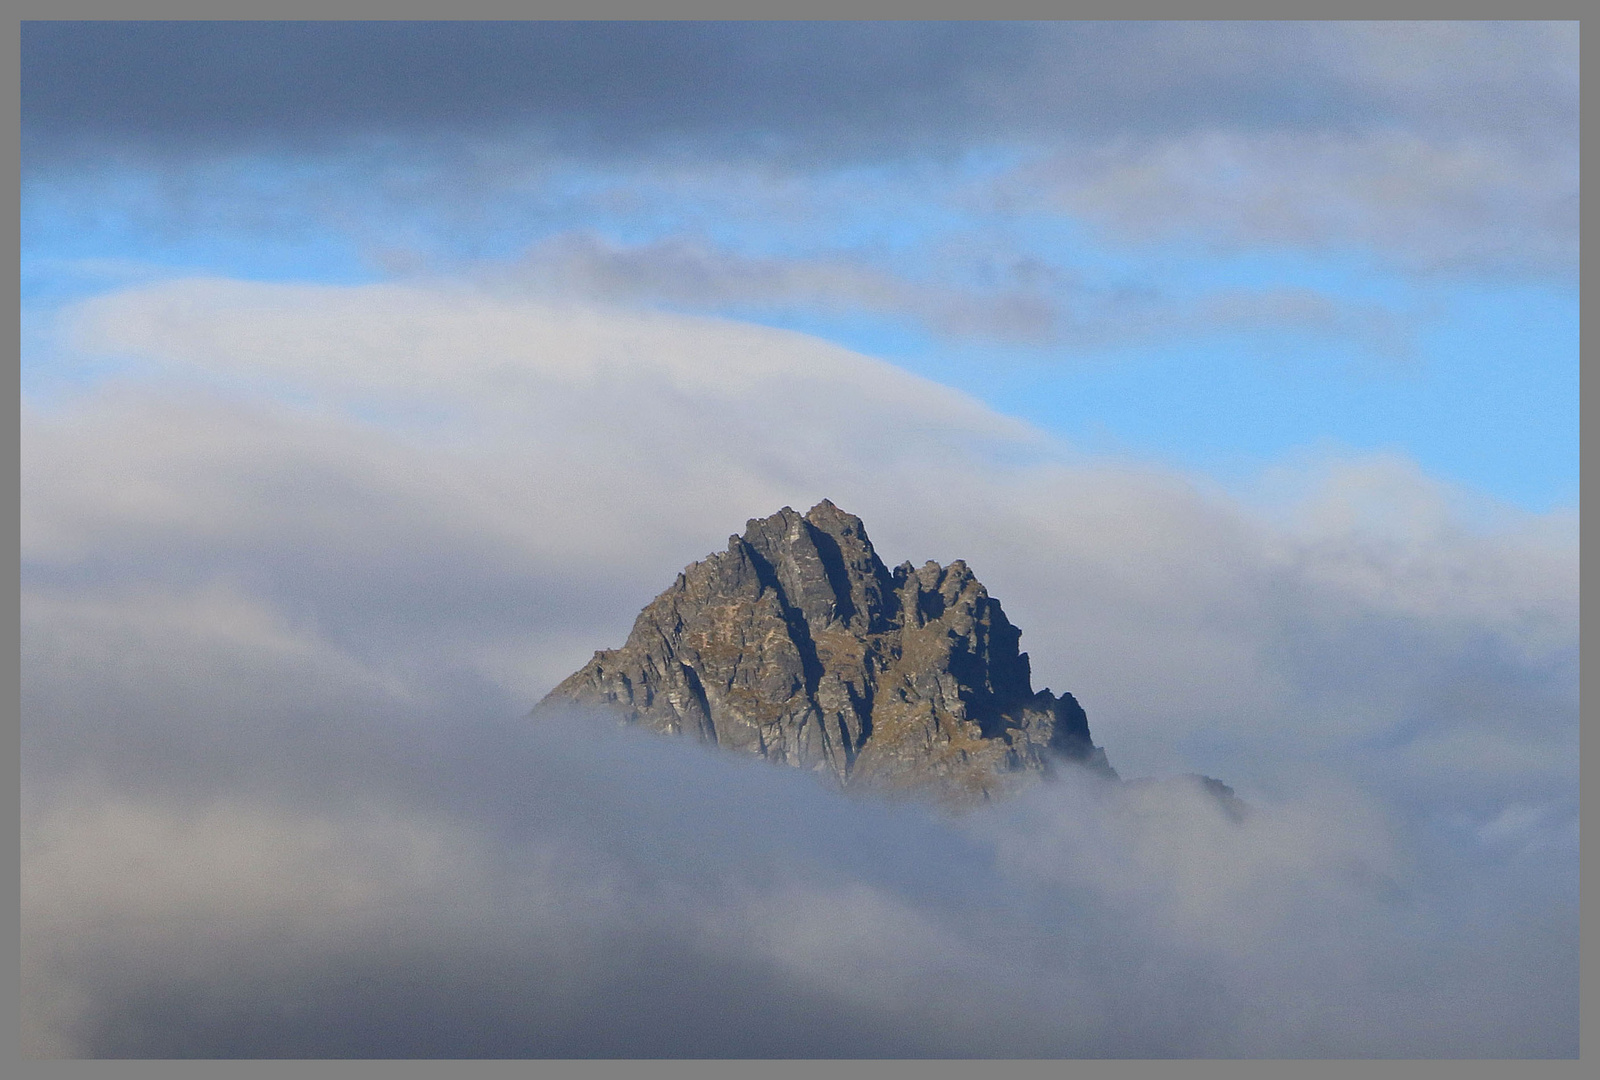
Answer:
[485, 231, 1421, 356]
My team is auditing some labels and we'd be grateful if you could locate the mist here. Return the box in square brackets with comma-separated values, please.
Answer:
[23, 701, 1576, 1058]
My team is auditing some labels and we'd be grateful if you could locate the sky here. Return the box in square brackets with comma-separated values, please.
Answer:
[19, 22, 1579, 1059]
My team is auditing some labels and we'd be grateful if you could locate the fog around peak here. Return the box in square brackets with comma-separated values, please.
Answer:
[21, 283, 1576, 1057]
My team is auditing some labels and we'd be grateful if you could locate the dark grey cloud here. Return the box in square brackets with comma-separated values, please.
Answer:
[23, 22, 1574, 163]
[21, 21, 1028, 165]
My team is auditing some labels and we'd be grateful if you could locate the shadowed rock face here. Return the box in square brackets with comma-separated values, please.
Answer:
[537, 499, 1115, 804]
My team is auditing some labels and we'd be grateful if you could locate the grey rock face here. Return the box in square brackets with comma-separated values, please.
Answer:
[537, 500, 1116, 804]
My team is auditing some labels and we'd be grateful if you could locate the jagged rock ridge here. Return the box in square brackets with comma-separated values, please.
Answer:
[537, 500, 1115, 803]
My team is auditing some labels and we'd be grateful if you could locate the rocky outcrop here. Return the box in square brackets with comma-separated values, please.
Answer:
[536, 499, 1115, 804]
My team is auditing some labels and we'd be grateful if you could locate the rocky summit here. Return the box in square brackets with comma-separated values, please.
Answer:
[537, 499, 1116, 804]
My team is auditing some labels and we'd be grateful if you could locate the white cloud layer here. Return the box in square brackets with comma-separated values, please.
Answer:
[21, 279, 1577, 1056]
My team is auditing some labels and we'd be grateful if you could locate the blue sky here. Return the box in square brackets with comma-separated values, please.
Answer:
[21, 21, 1579, 511]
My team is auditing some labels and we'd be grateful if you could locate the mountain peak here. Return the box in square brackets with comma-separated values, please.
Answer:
[538, 501, 1115, 805]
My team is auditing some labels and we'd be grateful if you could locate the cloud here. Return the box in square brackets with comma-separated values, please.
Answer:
[487, 231, 1420, 356]
[20, 22, 1028, 164]
[1003, 21, 1577, 276]
[22, 710, 1577, 1057]
[23, 23, 1573, 165]
[22, 22, 1577, 280]
[501, 231, 1060, 345]
[1023, 127, 1577, 277]
[22, 278, 1577, 1056]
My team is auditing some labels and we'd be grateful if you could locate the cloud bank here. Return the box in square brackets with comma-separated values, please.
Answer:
[23, 714, 1576, 1058]
[21, 280, 1577, 1056]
